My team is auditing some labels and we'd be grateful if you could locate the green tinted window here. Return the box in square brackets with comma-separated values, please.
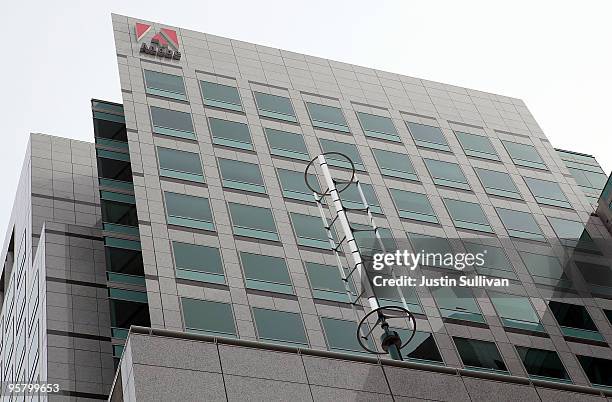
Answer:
[577, 356, 612, 387]
[240, 252, 293, 295]
[489, 291, 544, 332]
[228, 203, 278, 241]
[443, 199, 492, 233]
[200, 81, 242, 111]
[356, 112, 400, 142]
[431, 285, 485, 323]
[164, 192, 214, 231]
[406, 122, 450, 151]
[150, 106, 195, 139]
[424, 159, 470, 190]
[208, 118, 253, 150]
[144, 70, 186, 100]
[567, 167, 608, 194]
[547, 217, 599, 253]
[254, 92, 296, 122]
[181, 298, 237, 337]
[290, 213, 334, 249]
[407, 233, 454, 269]
[252, 308, 308, 346]
[321, 318, 372, 353]
[264, 128, 309, 160]
[524, 177, 570, 208]
[218, 158, 265, 194]
[305, 262, 353, 303]
[453, 337, 507, 372]
[495, 208, 544, 241]
[306, 102, 349, 132]
[455, 131, 499, 161]
[157, 147, 204, 183]
[277, 168, 320, 202]
[389, 189, 438, 223]
[371, 273, 423, 314]
[516, 347, 570, 381]
[319, 139, 365, 171]
[463, 243, 516, 280]
[549, 301, 602, 342]
[372, 148, 418, 181]
[474, 167, 521, 199]
[502, 141, 547, 170]
[173, 242, 224, 284]
[339, 183, 382, 214]
[397, 330, 443, 363]
[520, 251, 571, 289]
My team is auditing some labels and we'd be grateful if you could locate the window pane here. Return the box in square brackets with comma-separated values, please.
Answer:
[277, 168, 320, 202]
[443, 198, 492, 233]
[305, 262, 353, 303]
[218, 158, 265, 193]
[150, 106, 195, 139]
[200, 81, 242, 111]
[424, 159, 470, 190]
[453, 337, 507, 372]
[406, 122, 450, 151]
[495, 208, 544, 241]
[105, 247, 144, 276]
[102, 200, 138, 227]
[110, 299, 150, 329]
[254, 92, 296, 122]
[209, 118, 253, 150]
[519, 251, 572, 288]
[548, 301, 601, 341]
[577, 356, 612, 387]
[524, 177, 570, 208]
[290, 213, 333, 249]
[489, 291, 544, 332]
[474, 167, 521, 199]
[356, 112, 400, 142]
[463, 243, 516, 280]
[164, 192, 214, 230]
[321, 318, 369, 353]
[431, 285, 485, 323]
[339, 182, 382, 214]
[576, 261, 612, 297]
[407, 233, 454, 269]
[173, 242, 224, 284]
[396, 330, 443, 363]
[252, 308, 308, 346]
[157, 147, 204, 182]
[319, 139, 365, 170]
[502, 141, 547, 170]
[455, 131, 499, 161]
[240, 252, 293, 295]
[264, 128, 309, 160]
[228, 203, 278, 241]
[372, 148, 418, 181]
[306, 102, 349, 132]
[181, 298, 237, 337]
[547, 217, 599, 253]
[144, 70, 186, 100]
[389, 189, 438, 223]
[516, 347, 570, 381]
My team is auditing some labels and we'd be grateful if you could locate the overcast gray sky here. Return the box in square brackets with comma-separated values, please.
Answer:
[1, 1, 611, 239]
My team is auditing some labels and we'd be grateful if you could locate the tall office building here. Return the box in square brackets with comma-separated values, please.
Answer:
[2, 13, 612, 401]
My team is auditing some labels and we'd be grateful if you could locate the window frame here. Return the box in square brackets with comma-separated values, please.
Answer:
[277, 168, 321, 203]
[406, 121, 451, 152]
[149, 106, 196, 140]
[304, 261, 354, 303]
[455, 131, 500, 161]
[488, 291, 545, 333]
[443, 198, 493, 233]
[356, 111, 401, 142]
[200, 80, 243, 112]
[453, 337, 508, 373]
[305, 102, 350, 133]
[227, 202, 280, 241]
[501, 140, 548, 170]
[473, 167, 522, 200]
[172, 241, 225, 284]
[208, 117, 253, 151]
[164, 191, 215, 231]
[181, 297, 238, 338]
[372, 148, 418, 181]
[495, 207, 545, 241]
[252, 308, 309, 347]
[523, 176, 571, 208]
[156, 146, 205, 183]
[319, 138, 366, 171]
[424, 158, 471, 191]
[389, 188, 438, 223]
[239, 252, 294, 295]
[290, 212, 335, 249]
[143, 70, 187, 101]
[516, 346, 571, 382]
[218, 158, 266, 194]
[254, 92, 297, 122]
[264, 128, 310, 161]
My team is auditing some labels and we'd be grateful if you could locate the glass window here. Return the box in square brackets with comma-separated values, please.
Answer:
[395, 329, 443, 363]
[431, 285, 485, 323]
[389, 189, 438, 223]
[455, 131, 499, 161]
[406, 122, 450, 152]
[463, 243, 516, 280]
[110, 298, 150, 337]
[502, 141, 547, 170]
[173, 242, 224, 284]
[519, 251, 572, 289]
[144, 70, 186, 100]
[240, 252, 293, 295]
[157, 147, 204, 183]
[305, 102, 349, 132]
[547, 217, 599, 254]
[277, 168, 320, 203]
[489, 291, 544, 332]
[150, 106, 195, 140]
[473, 167, 522, 199]
[264, 128, 309, 161]
[443, 199, 492, 233]
[604, 309, 612, 325]
[372, 148, 418, 181]
[495, 208, 545, 241]
[353, 225, 396, 256]
[321, 318, 372, 354]
[105, 245, 144, 279]
[548, 301, 603, 341]
[208, 118, 253, 150]
[218, 158, 266, 194]
[164, 192, 215, 231]
[356, 112, 400, 142]
[319, 139, 365, 171]
[524, 177, 570, 208]
[453, 337, 507, 373]
[516, 347, 570, 382]
[407, 233, 454, 270]
[290, 213, 334, 249]
[424, 159, 470, 190]
[101, 200, 139, 236]
[254, 92, 297, 122]
[339, 182, 382, 214]
[200, 81, 242, 112]
[577, 356, 612, 387]
[228, 203, 279, 241]
[252, 308, 308, 346]
[372, 274, 423, 314]
[181, 298, 237, 337]
[305, 262, 353, 303]
[567, 167, 608, 196]
[575, 261, 612, 297]
[98, 154, 133, 189]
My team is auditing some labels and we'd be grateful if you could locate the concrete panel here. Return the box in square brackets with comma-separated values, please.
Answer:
[302, 356, 389, 394]
[224, 375, 312, 402]
[219, 344, 307, 383]
[461, 377, 539, 402]
[384, 366, 469, 401]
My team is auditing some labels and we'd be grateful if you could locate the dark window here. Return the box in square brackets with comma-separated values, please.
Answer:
[396, 330, 443, 363]
[102, 200, 138, 227]
[501, 141, 547, 170]
[105, 247, 144, 277]
[455, 131, 499, 161]
[424, 159, 470, 190]
[356, 112, 400, 142]
[264, 128, 309, 160]
[218, 158, 265, 194]
[98, 155, 133, 185]
[319, 139, 365, 171]
[305, 102, 349, 132]
[547, 217, 599, 254]
[548, 301, 602, 341]
[200, 81, 242, 111]
[453, 337, 507, 372]
[181, 298, 237, 337]
[516, 347, 570, 381]
[173, 242, 224, 284]
[93, 114, 127, 144]
[157, 147, 204, 183]
[208, 118, 253, 150]
[254, 92, 297, 122]
[252, 308, 308, 346]
[389, 188, 438, 223]
[474, 167, 522, 200]
[406, 122, 450, 151]
[577, 356, 612, 387]
[605, 310, 612, 325]
[164, 192, 215, 231]
[228, 203, 279, 241]
[150, 106, 195, 139]
[372, 148, 418, 181]
[239, 252, 293, 295]
[144, 70, 186, 100]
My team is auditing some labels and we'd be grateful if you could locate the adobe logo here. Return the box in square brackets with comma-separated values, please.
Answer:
[135, 23, 181, 60]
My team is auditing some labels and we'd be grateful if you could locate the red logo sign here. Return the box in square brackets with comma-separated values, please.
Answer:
[135, 23, 181, 60]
